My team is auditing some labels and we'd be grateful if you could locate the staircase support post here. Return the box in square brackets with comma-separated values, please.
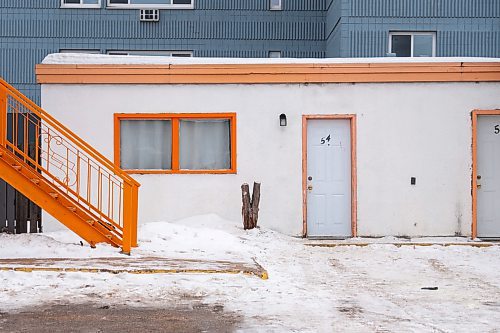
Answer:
[131, 185, 139, 247]
[122, 181, 136, 255]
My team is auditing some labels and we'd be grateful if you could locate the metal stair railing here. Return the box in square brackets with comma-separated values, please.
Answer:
[0, 78, 140, 254]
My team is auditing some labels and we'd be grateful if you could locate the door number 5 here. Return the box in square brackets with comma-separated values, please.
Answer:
[495, 125, 500, 135]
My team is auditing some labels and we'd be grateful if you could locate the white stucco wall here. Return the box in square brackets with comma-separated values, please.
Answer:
[41, 82, 500, 237]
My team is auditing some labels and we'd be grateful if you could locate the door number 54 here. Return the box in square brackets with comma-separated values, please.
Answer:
[320, 134, 331, 145]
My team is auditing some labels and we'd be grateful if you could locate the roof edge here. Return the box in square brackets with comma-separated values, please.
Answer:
[36, 61, 500, 84]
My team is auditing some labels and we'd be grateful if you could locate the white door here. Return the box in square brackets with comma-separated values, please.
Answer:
[306, 119, 351, 237]
[477, 115, 500, 238]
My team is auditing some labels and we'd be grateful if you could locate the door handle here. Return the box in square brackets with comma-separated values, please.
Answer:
[477, 184, 482, 189]
[307, 185, 313, 191]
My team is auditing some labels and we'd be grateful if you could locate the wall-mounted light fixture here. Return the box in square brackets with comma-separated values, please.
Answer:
[279, 113, 287, 127]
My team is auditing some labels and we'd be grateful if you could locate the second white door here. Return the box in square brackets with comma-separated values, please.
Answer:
[477, 115, 500, 238]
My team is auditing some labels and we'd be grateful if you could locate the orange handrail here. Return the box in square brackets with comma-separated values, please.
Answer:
[0, 78, 139, 253]
[0, 78, 139, 187]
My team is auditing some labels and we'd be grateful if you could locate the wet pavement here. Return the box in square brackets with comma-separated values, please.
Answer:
[0, 303, 242, 333]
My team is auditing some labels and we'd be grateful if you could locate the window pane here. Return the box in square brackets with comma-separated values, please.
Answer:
[269, 51, 282, 58]
[173, 0, 192, 4]
[391, 35, 411, 57]
[179, 119, 231, 170]
[120, 120, 172, 170]
[130, 0, 171, 4]
[108, 50, 192, 57]
[414, 35, 434, 57]
[109, 0, 128, 3]
[270, 0, 281, 9]
[82, 0, 99, 4]
[64, 0, 81, 3]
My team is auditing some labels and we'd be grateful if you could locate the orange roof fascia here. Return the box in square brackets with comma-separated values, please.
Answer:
[35, 62, 500, 84]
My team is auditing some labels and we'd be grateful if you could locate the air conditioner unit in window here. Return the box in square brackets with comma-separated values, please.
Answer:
[140, 9, 159, 22]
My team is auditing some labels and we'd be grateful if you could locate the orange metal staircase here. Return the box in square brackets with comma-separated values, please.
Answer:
[0, 78, 140, 254]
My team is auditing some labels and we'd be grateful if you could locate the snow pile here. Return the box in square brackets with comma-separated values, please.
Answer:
[136, 214, 255, 261]
[42, 53, 500, 66]
[0, 214, 255, 262]
[0, 232, 118, 259]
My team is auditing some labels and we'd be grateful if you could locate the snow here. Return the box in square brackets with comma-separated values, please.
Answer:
[0, 214, 252, 262]
[1, 214, 500, 332]
[42, 53, 500, 66]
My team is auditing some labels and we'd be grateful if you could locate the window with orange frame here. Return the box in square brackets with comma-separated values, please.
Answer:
[114, 113, 236, 174]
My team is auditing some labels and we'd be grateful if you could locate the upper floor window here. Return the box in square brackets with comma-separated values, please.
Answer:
[107, 0, 193, 9]
[389, 32, 436, 57]
[107, 50, 193, 57]
[269, 51, 282, 58]
[270, 0, 282, 10]
[61, 0, 101, 8]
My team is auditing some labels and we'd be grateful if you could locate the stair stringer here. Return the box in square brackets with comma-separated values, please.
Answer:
[0, 149, 115, 248]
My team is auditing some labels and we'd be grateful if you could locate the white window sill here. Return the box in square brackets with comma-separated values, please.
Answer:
[106, 4, 194, 9]
[61, 5, 102, 9]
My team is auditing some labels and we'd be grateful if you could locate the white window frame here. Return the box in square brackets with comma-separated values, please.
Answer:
[388, 32, 436, 57]
[270, 0, 282, 10]
[107, 0, 194, 9]
[61, 0, 101, 9]
[107, 50, 193, 57]
[59, 49, 101, 54]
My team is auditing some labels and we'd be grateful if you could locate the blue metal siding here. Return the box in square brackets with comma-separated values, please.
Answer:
[329, 0, 500, 57]
[348, 0, 500, 18]
[341, 17, 500, 58]
[1, 0, 499, 102]
[0, 0, 326, 103]
[326, 0, 343, 57]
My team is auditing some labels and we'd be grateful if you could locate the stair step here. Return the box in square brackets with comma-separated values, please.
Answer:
[49, 192, 59, 199]
[12, 165, 21, 171]
[106, 235, 113, 240]
[67, 206, 77, 212]
[87, 220, 95, 226]
[30, 178, 40, 184]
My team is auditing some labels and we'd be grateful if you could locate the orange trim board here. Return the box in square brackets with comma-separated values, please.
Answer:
[471, 110, 500, 239]
[114, 113, 237, 175]
[36, 62, 500, 84]
[302, 115, 357, 238]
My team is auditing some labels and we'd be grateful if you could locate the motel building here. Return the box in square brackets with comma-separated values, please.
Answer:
[35, 54, 500, 241]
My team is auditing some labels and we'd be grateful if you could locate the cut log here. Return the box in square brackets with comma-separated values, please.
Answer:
[241, 182, 262, 230]
[250, 182, 261, 229]
[241, 183, 251, 230]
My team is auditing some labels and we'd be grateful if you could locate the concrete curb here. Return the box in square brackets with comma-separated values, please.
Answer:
[0, 257, 269, 280]
[0, 266, 269, 279]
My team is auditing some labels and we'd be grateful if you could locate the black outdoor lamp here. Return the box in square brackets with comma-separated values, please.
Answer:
[279, 113, 287, 127]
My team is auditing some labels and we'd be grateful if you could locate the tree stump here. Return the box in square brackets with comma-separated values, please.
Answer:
[241, 182, 261, 230]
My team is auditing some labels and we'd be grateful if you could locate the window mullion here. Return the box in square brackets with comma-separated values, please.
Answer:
[171, 118, 180, 171]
